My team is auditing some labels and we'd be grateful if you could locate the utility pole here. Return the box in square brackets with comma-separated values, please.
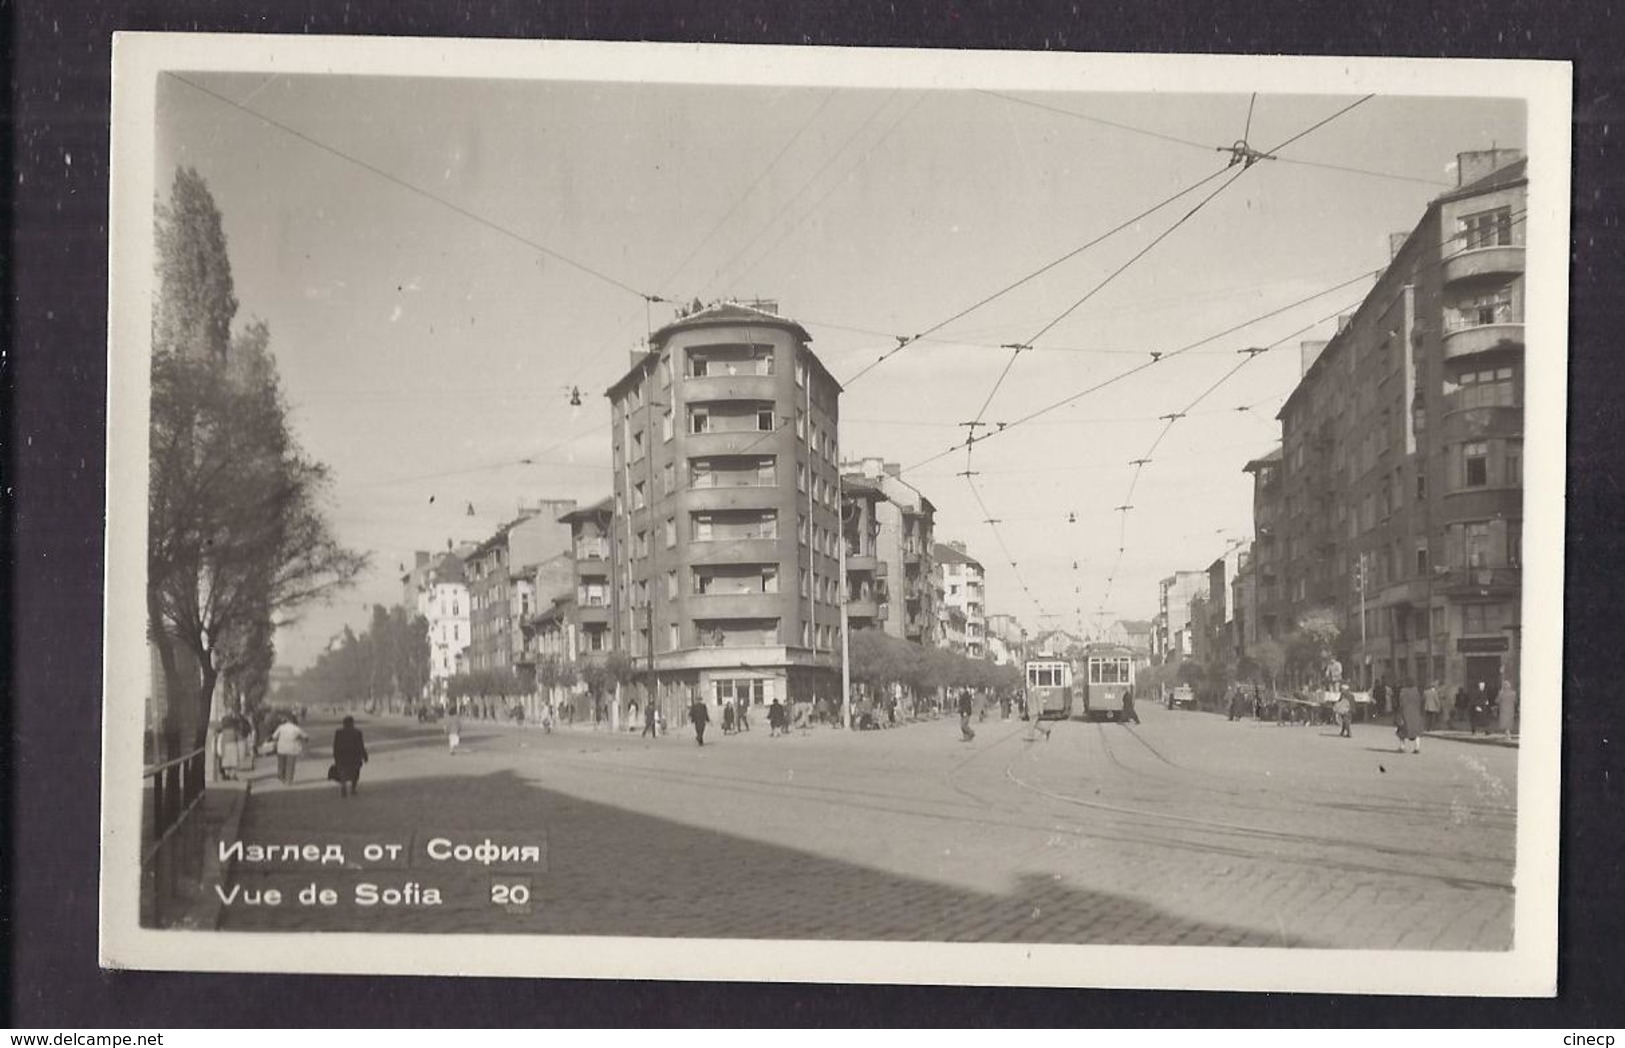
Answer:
[839, 467, 852, 731]
[1357, 551, 1368, 688]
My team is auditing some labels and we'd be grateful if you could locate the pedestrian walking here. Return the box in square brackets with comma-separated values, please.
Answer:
[1334, 688, 1353, 738]
[689, 698, 710, 746]
[1498, 673, 1519, 736]
[958, 689, 975, 742]
[330, 716, 369, 797]
[1372, 679, 1390, 718]
[641, 701, 658, 739]
[270, 715, 309, 785]
[722, 702, 736, 735]
[1469, 682, 1488, 734]
[1395, 681, 1424, 754]
[1423, 681, 1441, 732]
[736, 700, 750, 732]
[1122, 684, 1140, 724]
[445, 709, 463, 755]
[768, 698, 787, 737]
[216, 712, 244, 781]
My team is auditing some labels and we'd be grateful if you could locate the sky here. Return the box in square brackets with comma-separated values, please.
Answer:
[151, 62, 1526, 669]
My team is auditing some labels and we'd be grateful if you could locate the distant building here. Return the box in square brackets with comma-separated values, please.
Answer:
[409, 549, 470, 699]
[935, 540, 987, 657]
[842, 457, 938, 647]
[1156, 572, 1208, 661]
[1102, 619, 1154, 662]
[839, 472, 889, 633]
[464, 505, 575, 676]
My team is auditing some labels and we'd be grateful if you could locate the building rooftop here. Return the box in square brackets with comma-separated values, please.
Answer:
[607, 300, 841, 400]
[933, 542, 983, 568]
[559, 496, 615, 524]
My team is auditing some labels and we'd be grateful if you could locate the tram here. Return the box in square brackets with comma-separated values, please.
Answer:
[1080, 643, 1136, 721]
[1024, 656, 1074, 721]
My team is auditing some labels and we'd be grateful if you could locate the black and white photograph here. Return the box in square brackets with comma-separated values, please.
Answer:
[101, 35, 1569, 993]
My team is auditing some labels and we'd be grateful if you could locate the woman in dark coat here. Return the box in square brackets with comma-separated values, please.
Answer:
[331, 716, 369, 796]
[1395, 683, 1424, 755]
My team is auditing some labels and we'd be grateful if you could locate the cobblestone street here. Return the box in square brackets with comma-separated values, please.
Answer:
[217, 703, 1517, 948]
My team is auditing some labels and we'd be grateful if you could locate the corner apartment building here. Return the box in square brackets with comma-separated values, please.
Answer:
[1261, 148, 1526, 695]
[606, 301, 845, 723]
[841, 457, 939, 646]
[936, 541, 987, 657]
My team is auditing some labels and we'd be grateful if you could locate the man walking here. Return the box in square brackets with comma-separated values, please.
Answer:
[689, 697, 710, 746]
[445, 708, 463, 755]
[1334, 687, 1354, 738]
[270, 715, 309, 785]
[642, 700, 658, 739]
[1396, 681, 1424, 754]
[958, 689, 976, 742]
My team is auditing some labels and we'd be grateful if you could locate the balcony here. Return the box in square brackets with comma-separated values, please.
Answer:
[846, 551, 878, 573]
[902, 547, 922, 565]
[1442, 245, 1524, 288]
[573, 540, 609, 562]
[1435, 565, 1521, 598]
[688, 591, 785, 619]
[682, 373, 779, 404]
[577, 603, 610, 625]
[683, 429, 789, 459]
[689, 538, 781, 564]
[686, 485, 780, 514]
[1442, 322, 1523, 362]
[847, 597, 880, 619]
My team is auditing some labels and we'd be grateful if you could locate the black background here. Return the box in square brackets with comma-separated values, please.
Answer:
[8, 0, 1624, 1028]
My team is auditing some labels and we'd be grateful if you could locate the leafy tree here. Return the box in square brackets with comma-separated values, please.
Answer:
[147, 168, 366, 755]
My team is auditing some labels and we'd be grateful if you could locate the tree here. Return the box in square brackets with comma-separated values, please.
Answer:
[147, 168, 366, 755]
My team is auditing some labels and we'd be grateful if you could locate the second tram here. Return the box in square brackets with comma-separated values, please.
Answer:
[1080, 643, 1136, 721]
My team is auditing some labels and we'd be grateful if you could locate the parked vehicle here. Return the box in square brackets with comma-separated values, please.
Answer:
[1166, 684, 1197, 710]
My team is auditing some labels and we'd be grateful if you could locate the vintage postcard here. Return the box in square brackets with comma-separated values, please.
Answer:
[102, 34, 1569, 993]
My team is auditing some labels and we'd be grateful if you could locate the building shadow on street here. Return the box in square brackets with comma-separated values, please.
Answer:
[219, 765, 1315, 947]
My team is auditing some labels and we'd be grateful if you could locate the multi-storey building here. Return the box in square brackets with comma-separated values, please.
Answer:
[841, 457, 938, 646]
[839, 472, 888, 632]
[464, 505, 575, 676]
[606, 301, 845, 724]
[985, 613, 1027, 666]
[1242, 447, 1285, 642]
[935, 541, 987, 657]
[409, 549, 470, 700]
[1156, 571, 1208, 662]
[1264, 148, 1525, 696]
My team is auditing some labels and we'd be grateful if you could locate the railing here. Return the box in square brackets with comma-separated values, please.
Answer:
[141, 743, 208, 927]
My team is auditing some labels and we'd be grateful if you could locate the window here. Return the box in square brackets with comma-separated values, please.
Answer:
[1415, 541, 1429, 576]
[1463, 441, 1489, 487]
[661, 462, 674, 495]
[714, 677, 767, 706]
[668, 623, 680, 651]
[693, 517, 713, 541]
[661, 410, 674, 441]
[1459, 206, 1514, 250]
[1463, 602, 1510, 634]
[800, 569, 810, 597]
[797, 461, 807, 492]
[757, 409, 775, 432]
[586, 629, 606, 652]
[795, 357, 808, 388]
[757, 459, 776, 486]
[1465, 521, 1491, 567]
[1506, 441, 1522, 486]
[690, 407, 710, 434]
[659, 355, 671, 389]
[632, 481, 647, 510]
[634, 530, 648, 558]
[1507, 519, 1523, 567]
[665, 517, 677, 549]
[1448, 286, 1514, 330]
[1449, 366, 1517, 409]
[1417, 471, 1427, 500]
[798, 514, 807, 547]
[631, 430, 645, 462]
[796, 410, 806, 440]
